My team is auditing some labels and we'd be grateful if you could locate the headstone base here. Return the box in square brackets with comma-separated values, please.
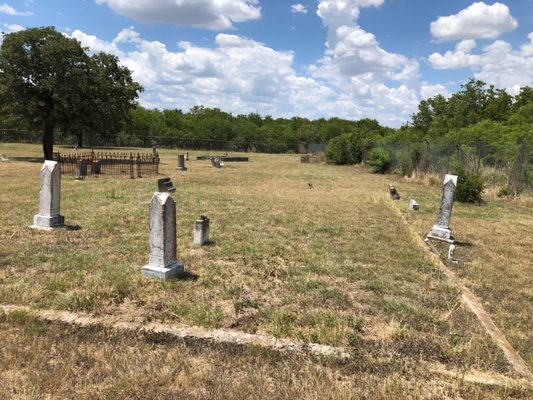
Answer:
[31, 214, 65, 230]
[427, 225, 454, 243]
[142, 261, 184, 281]
[176, 167, 187, 171]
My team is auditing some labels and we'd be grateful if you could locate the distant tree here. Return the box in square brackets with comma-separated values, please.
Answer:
[0, 26, 142, 159]
[512, 86, 533, 109]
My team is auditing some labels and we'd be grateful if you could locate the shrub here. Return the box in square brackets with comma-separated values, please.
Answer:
[455, 170, 485, 203]
[397, 150, 413, 177]
[326, 129, 377, 165]
[326, 134, 354, 165]
[367, 148, 392, 174]
[497, 186, 511, 197]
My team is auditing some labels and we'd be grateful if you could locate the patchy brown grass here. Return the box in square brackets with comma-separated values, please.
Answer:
[393, 171, 533, 369]
[0, 311, 529, 400]
[0, 142, 531, 395]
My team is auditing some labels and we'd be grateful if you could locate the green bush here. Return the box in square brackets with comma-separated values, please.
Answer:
[326, 134, 354, 165]
[367, 148, 392, 174]
[326, 129, 377, 165]
[455, 170, 485, 202]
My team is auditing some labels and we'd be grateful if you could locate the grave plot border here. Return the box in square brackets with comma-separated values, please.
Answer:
[53, 151, 160, 178]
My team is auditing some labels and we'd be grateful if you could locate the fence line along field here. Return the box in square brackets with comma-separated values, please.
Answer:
[0, 143, 532, 399]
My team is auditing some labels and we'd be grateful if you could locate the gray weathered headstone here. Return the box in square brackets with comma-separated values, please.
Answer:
[31, 161, 65, 230]
[176, 154, 187, 171]
[427, 174, 458, 243]
[193, 214, 210, 246]
[0, 154, 8, 162]
[388, 184, 400, 200]
[408, 199, 419, 211]
[211, 157, 223, 168]
[142, 192, 184, 280]
[157, 177, 176, 193]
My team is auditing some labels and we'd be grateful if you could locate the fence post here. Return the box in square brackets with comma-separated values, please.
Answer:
[129, 154, 134, 179]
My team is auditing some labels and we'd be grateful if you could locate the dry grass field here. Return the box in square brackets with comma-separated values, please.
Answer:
[0, 143, 531, 399]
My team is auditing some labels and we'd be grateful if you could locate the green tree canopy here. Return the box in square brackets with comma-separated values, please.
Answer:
[0, 26, 142, 159]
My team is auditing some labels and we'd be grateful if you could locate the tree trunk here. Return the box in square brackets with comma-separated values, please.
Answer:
[43, 120, 54, 160]
[77, 132, 83, 148]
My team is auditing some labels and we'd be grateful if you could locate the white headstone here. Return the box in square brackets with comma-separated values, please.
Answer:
[31, 161, 65, 230]
[142, 192, 184, 280]
[193, 214, 210, 246]
[427, 174, 458, 243]
[408, 199, 419, 211]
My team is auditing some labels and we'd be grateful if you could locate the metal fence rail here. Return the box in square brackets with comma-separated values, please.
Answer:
[53, 151, 159, 178]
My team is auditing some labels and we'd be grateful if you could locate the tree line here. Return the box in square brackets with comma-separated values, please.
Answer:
[1, 27, 532, 166]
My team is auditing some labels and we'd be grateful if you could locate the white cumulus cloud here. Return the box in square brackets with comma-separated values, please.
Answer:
[430, 2, 517, 41]
[291, 4, 307, 14]
[69, 23, 422, 127]
[310, 0, 420, 125]
[95, 0, 261, 30]
[429, 33, 533, 90]
[420, 83, 449, 99]
[0, 3, 32, 16]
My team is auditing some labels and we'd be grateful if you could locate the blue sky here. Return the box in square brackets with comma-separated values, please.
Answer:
[1, 0, 533, 127]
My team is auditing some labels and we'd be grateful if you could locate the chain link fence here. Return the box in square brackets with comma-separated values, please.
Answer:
[0, 129, 308, 154]
[379, 142, 533, 193]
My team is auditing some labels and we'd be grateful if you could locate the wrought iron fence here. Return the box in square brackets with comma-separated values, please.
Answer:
[53, 151, 159, 178]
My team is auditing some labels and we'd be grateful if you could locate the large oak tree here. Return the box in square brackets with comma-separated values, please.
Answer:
[0, 26, 142, 159]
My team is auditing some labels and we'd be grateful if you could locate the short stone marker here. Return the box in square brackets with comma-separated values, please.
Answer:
[408, 199, 419, 211]
[157, 177, 176, 193]
[388, 184, 400, 200]
[427, 174, 458, 243]
[176, 154, 187, 171]
[142, 180, 184, 280]
[0, 154, 8, 162]
[211, 157, 224, 168]
[31, 161, 65, 230]
[193, 214, 210, 246]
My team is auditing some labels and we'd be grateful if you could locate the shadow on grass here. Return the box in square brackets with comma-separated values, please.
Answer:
[65, 225, 82, 231]
[179, 271, 199, 281]
[454, 239, 474, 247]
[11, 156, 44, 163]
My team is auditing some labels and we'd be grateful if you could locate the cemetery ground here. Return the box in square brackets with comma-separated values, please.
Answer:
[0, 143, 532, 399]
